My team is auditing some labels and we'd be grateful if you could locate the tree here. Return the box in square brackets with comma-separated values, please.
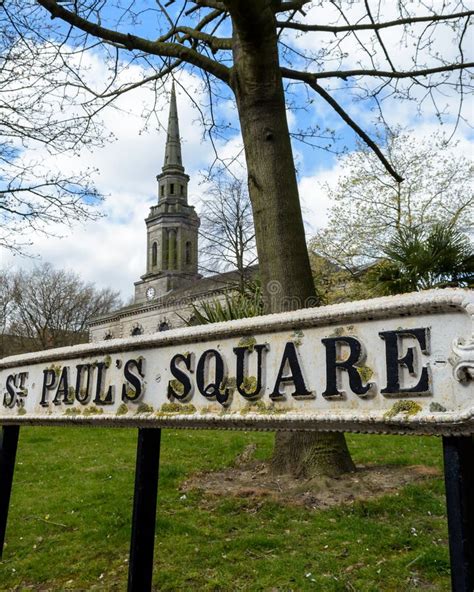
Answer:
[5, 263, 121, 352]
[365, 223, 474, 295]
[307, 252, 361, 304]
[0, 267, 14, 355]
[0, 24, 104, 254]
[312, 131, 473, 271]
[199, 175, 257, 293]
[3, 1, 472, 477]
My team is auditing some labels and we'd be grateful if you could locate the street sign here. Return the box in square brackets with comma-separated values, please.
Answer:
[1, 288, 472, 435]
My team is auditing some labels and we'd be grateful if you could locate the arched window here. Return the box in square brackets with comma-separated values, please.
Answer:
[152, 242, 158, 267]
[131, 325, 143, 336]
[185, 241, 192, 265]
[180, 184, 184, 196]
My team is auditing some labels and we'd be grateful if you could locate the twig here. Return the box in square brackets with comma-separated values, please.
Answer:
[35, 517, 68, 528]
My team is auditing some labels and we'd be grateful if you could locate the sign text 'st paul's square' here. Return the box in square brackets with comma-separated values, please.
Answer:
[1, 289, 472, 435]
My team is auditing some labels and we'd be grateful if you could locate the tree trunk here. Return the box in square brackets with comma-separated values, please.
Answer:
[229, 10, 314, 312]
[272, 431, 355, 478]
[228, 2, 355, 478]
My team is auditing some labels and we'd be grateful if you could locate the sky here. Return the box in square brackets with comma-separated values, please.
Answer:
[1, 2, 472, 301]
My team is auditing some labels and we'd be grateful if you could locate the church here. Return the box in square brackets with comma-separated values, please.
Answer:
[89, 85, 249, 341]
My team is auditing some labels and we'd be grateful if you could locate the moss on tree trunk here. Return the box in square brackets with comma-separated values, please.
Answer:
[229, 3, 355, 479]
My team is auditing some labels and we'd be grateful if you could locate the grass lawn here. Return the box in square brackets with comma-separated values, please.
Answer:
[1, 427, 450, 591]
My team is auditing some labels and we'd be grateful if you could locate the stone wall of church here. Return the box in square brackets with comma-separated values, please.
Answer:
[89, 302, 191, 341]
[89, 291, 230, 342]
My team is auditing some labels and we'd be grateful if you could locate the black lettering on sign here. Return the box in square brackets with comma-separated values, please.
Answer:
[196, 349, 231, 407]
[4, 372, 29, 409]
[93, 362, 106, 404]
[234, 344, 268, 401]
[100, 385, 115, 405]
[18, 372, 28, 394]
[121, 358, 145, 402]
[3, 375, 17, 408]
[93, 362, 114, 405]
[322, 336, 374, 400]
[168, 353, 193, 401]
[75, 364, 93, 404]
[3, 373, 29, 408]
[15, 372, 28, 410]
[40, 369, 57, 407]
[379, 328, 431, 396]
[53, 367, 71, 406]
[270, 342, 312, 401]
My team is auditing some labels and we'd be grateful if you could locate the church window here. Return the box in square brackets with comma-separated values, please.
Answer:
[185, 241, 192, 265]
[180, 184, 184, 196]
[170, 183, 175, 195]
[160, 185, 164, 197]
[152, 241, 158, 266]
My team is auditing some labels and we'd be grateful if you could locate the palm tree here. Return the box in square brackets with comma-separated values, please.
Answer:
[366, 223, 473, 295]
[182, 283, 264, 325]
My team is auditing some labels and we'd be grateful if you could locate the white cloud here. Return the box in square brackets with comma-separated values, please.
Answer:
[299, 160, 346, 235]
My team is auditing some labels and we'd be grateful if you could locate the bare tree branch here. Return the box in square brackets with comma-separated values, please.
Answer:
[283, 63, 474, 81]
[37, 0, 230, 82]
[282, 69, 404, 181]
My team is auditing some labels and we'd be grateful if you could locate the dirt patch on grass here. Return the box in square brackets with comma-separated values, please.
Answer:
[181, 459, 440, 510]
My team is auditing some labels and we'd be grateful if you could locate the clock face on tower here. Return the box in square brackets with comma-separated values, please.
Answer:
[146, 287, 156, 301]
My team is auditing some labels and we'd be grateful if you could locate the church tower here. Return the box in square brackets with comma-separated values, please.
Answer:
[134, 84, 200, 304]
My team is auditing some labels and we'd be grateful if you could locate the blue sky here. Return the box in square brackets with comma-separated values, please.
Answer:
[1, 2, 472, 299]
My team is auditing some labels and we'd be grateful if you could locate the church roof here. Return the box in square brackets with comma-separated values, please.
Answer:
[88, 266, 259, 327]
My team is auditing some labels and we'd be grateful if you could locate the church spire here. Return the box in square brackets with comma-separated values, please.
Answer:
[163, 82, 183, 172]
[138, 82, 200, 302]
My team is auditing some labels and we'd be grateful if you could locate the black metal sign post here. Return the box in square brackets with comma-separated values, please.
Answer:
[0, 425, 19, 558]
[442, 435, 474, 592]
[127, 428, 162, 592]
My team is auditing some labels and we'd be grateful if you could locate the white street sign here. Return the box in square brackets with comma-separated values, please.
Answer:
[1, 289, 472, 435]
